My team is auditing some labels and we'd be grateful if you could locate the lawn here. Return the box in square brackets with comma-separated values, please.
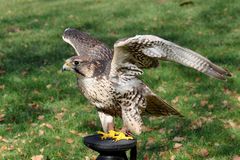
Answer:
[0, 0, 239, 159]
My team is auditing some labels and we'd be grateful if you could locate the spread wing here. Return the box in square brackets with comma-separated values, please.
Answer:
[110, 35, 231, 80]
[62, 28, 113, 61]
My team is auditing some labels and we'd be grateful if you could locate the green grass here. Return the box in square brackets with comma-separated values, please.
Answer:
[0, 0, 240, 159]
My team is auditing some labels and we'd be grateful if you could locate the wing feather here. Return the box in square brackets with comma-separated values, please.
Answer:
[62, 28, 112, 60]
[111, 35, 231, 80]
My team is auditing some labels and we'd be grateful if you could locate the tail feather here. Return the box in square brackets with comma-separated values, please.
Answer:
[144, 94, 182, 116]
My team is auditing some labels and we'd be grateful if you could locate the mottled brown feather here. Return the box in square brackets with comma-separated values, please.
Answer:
[144, 94, 182, 116]
[63, 28, 113, 61]
[112, 35, 232, 80]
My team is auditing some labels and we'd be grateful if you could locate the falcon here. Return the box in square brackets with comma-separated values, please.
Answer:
[62, 28, 231, 141]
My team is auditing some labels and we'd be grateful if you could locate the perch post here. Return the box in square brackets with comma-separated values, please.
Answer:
[83, 134, 137, 160]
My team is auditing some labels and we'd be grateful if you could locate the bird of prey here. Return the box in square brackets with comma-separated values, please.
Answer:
[62, 28, 231, 141]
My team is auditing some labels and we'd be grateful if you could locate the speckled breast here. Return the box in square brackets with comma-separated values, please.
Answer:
[77, 76, 121, 116]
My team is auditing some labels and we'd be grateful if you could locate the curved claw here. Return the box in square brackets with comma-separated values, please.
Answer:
[97, 130, 117, 140]
[97, 130, 134, 141]
[97, 131, 107, 140]
[113, 132, 133, 141]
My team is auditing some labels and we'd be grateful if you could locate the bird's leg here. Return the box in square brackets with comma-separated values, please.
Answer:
[108, 104, 143, 141]
[97, 122, 116, 140]
[97, 112, 118, 140]
[121, 127, 133, 136]
[120, 126, 128, 133]
[109, 126, 134, 141]
[98, 124, 134, 141]
[108, 122, 114, 131]
[102, 123, 116, 139]
[97, 112, 134, 141]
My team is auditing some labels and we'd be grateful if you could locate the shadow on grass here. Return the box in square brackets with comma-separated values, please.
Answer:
[138, 116, 240, 158]
[199, 0, 240, 35]
[3, 104, 51, 124]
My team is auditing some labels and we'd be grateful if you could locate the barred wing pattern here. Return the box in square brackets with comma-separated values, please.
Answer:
[62, 28, 112, 61]
[111, 35, 231, 80]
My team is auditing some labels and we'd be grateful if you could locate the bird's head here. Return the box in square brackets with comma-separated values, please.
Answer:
[62, 56, 106, 78]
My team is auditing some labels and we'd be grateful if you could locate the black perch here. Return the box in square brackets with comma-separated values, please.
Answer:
[83, 134, 137, 160]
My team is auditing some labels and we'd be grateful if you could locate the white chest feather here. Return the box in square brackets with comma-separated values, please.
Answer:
[78, 77, 114, 107]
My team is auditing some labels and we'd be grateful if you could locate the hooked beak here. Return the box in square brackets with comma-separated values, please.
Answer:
[62, 59, 84, 76]
[62, 61, 73, 72]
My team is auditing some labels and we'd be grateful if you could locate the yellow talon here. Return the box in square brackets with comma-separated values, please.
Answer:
[113, 132, 133, 141]
[97, 130, 133, 141]
[97, 130, 117, 140]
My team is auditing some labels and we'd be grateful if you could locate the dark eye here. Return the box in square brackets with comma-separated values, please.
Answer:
[74, 61, 79, 65]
